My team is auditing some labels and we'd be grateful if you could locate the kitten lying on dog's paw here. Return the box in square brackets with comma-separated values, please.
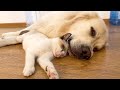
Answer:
[16, 32, 72, 79]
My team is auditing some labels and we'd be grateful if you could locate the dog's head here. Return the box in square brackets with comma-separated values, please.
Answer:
[65, 12, 108, 60]
[52, 33, 72, 58]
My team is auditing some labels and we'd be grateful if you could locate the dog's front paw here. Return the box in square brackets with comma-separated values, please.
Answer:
[46, 67, 59, 79]
[1, 33, 11, 38]
[16, 36, 23, 42]
[23, 66, 35, 77]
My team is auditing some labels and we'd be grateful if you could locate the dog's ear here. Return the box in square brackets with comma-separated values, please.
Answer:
[90, 26, 96, 37]
[60, 33, 72, 41]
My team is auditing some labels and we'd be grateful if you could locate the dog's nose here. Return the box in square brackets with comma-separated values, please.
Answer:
[80, 45, 91, 60]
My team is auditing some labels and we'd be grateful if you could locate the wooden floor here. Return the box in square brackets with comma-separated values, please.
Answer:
[0, 25, 120, 79]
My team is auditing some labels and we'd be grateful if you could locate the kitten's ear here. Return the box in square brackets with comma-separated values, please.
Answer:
[60, 33, 72, 41]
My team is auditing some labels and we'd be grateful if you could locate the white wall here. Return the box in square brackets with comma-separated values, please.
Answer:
[0, 11, 110, 24]
[96, 11, 110, 19]
[36, 11, 110, 19]
[26, 11, 110, 26]
[0, 11, 26, 23]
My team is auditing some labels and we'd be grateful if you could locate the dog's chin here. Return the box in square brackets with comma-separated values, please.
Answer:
[68, 49, 92, 60]
[68, 49, 74, 56]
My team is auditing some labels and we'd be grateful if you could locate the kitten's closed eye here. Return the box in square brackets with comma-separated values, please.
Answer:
[61, 44, 65, 51]
[68, 38, 72, 43]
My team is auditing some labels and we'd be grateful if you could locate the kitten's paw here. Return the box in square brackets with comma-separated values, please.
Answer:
[55, 51, 66, 58]
[46, 67, 59, 79]
[48, 72, 59, 79]
[23, 66, 35, 77]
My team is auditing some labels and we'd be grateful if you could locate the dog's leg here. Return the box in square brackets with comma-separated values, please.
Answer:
[0, 36, 21, 47]
[23, 51, 35, 77]
[37, 52, 59, 79]
[2, 31, 21, 37]
[2, 29, 30, 38]
[1, 24, 35, 38]
[16, 32, 29, 42]
[16, 36, 23, 43]
[16, 30, 37, 42]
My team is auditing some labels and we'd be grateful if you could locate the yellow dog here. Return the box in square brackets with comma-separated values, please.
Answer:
[1, 11, 108, 60]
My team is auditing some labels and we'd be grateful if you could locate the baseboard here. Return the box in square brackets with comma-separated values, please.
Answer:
[0, 23, 27, 28]
[0, 20, 109, 28]
[103, 19, 109, 26]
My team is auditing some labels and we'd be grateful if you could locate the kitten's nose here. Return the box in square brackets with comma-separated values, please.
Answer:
[55, 51, 66, 57]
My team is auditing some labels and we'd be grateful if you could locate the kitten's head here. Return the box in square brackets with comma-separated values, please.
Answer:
[52, 33, 72, 58]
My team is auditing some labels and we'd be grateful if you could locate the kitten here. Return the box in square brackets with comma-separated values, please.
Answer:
[16, 32, 72, 79]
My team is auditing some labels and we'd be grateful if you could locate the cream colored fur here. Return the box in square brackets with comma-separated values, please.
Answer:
[1, 11, 108, 59]
[16, 32, 69, 79]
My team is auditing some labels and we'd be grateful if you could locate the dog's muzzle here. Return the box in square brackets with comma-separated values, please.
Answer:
[79, 45, 91, 60]
[69, 44, 92, 60]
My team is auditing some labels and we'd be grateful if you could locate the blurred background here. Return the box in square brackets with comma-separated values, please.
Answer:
[0, 11, 111, 28]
